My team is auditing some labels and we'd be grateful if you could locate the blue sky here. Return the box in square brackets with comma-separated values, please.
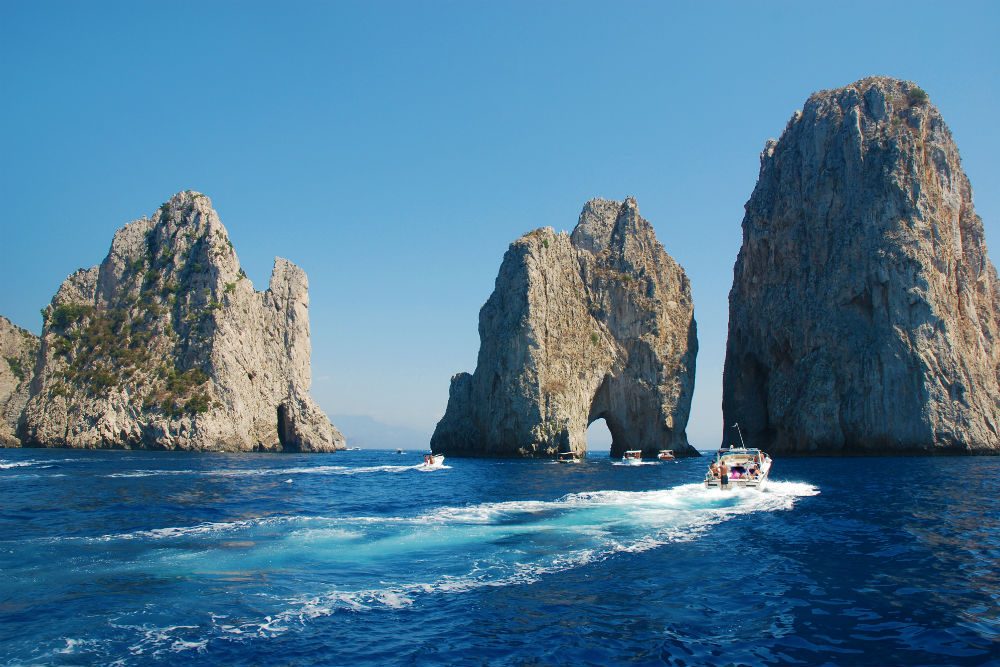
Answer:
[1, 1, 998, 449]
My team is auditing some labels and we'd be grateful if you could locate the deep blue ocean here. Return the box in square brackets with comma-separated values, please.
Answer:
[0, 448, 997, 666]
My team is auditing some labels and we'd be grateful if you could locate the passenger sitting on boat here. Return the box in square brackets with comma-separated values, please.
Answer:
[709, 462, 719, 478]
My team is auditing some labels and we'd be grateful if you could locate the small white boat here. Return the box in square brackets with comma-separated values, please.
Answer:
[395, 448, 405, 454]
[421, 453, 445, 468]
[657, 449, 675, 461]
[622, 450, 643, 465]
[705, 424, 771, 490]
[557, 452, 582, 463]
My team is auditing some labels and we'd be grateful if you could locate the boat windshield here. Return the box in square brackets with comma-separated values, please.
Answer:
[716, 448, 764, 457]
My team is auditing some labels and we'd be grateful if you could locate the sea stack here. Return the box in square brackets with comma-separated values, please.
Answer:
[17, 191, 345, 451]
[723, 77, 1000, 454]
[432, 198, 698, 458]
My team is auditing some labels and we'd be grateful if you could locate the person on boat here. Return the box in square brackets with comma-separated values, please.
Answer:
[719, 461, 729, 489]
[709, 462, 719, 479]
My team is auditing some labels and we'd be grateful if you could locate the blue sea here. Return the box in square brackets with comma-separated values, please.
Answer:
[0, 449, 997, 666]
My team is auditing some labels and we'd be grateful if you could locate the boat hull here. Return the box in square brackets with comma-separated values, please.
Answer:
[705, 473, 769, 491]
[421, 454, 445, 468]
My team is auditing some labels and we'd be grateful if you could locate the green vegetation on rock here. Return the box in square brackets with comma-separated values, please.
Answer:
[908, 86, 929, 106]
[5, 356, 25, 381]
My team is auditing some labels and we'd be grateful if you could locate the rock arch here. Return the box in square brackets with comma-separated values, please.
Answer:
[431, 198, 698, 459]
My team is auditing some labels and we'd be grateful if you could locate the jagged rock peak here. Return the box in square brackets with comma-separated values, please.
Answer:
[18, 190, 344, 452]
[0, 317, 39, 446]
[432, 197, 698, 459]
[723, 76, 1000, 455]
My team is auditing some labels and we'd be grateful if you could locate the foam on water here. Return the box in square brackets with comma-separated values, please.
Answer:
[611, 460, 662, 466]
[97, 480, 819, 653]
[66, 515, 333, 543]
[104, 463, 432, 478]
[0, 460, 54, 470]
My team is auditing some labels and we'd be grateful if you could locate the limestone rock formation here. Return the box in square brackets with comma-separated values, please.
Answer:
[18, 191, 344, 451]
[432, 198, 698, 458]
[723, 77, 1000, 454]
[0, 317, 39, 446]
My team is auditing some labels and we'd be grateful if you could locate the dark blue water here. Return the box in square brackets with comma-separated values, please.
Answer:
[0, 449, 997, 666]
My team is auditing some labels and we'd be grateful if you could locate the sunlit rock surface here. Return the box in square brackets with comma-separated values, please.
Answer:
[0, 317, 39, 446]
[18, 191, 344, 451]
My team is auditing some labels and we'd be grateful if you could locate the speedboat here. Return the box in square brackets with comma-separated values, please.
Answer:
[657, 449, 675, 461]
[705, 445, 771, 490]
[557, 452, 582, 463]
[421, 453, 445, 468]
[395, 448, 404, 454]
[622, 450, 643, 465]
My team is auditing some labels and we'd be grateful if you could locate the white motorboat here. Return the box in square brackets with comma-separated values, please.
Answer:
[421, 453, 445, 468]
[705, 424, 771, 490]
[557, 452, 582, 463]
[657, 449, 675, 461]
[622, 450, 643, 465]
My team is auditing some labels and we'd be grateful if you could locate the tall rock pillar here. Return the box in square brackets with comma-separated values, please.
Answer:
[723, 77, 1000, 454]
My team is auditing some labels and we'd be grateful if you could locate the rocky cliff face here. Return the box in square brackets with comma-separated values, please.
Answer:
[18, 191, 344, 451]
[0, 317, 39, 446]
[432, 198, 698, 458]
[723, 77, 1000, 454]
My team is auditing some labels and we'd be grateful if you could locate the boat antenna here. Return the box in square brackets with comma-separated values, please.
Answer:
[732, 422, 747, 448]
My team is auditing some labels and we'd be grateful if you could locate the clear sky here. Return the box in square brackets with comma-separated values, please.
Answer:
[1, 1, 998, 450]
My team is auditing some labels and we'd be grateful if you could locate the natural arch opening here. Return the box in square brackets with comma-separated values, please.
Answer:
[586, 418, 612, 454]
[587, 412, 631, 458]
[587, 376, 631, 458]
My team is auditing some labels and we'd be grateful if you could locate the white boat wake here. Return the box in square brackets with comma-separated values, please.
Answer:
[71, 480, 820, 657]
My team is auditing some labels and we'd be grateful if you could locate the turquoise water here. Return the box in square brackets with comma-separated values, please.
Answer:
[0, 449, 997, 665]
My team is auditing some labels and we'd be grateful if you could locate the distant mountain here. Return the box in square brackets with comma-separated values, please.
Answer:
[332, 414, 431, 450]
